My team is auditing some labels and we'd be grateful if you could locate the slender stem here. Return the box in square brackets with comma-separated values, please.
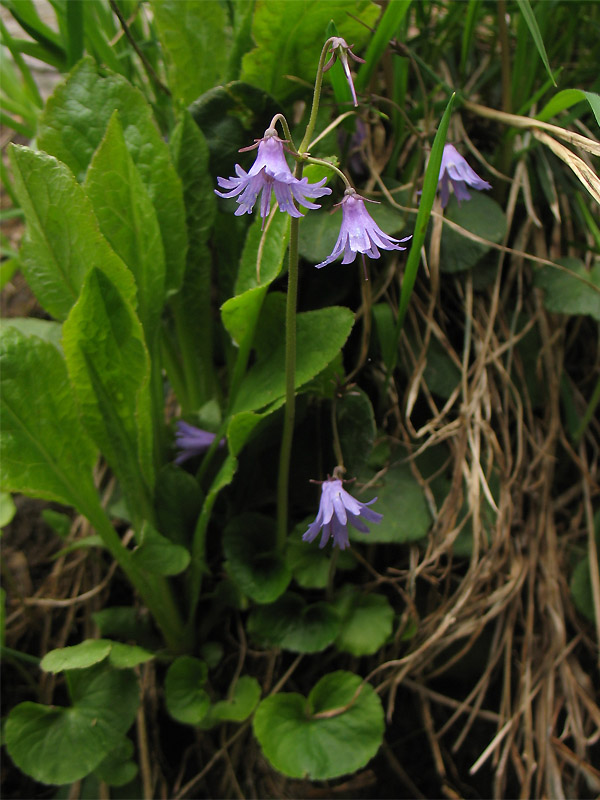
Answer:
[299, 38, 337, 154]
[302, 155, 352, 188]
[331, 395, 345, 470]
[276, 180, 301, 551]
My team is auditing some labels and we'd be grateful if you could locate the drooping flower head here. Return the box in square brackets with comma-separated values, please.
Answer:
[215, 128, 331, 226]
[437, 144, 492, 209]
[323, 37, 366, 107]
[316, 188, 411, 269]
[303, 474, 383, 550]
[174, 421, 224, 465]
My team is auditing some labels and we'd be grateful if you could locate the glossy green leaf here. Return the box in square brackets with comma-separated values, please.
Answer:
[351, 464, 431, 544]
[62, 266, 155, 513]
[8, 145, 136, 321]
[241, 1, 380, 101]
[165, 656, 210, 726]
[333, 588, 395, 656]
[5, 665, 139, 786]
[107, 643, 154, 669]
[0, 327, 99, 513]
[151, 0, 228, 104]
[440, 193, 506, 273]
[232, 306, 355, 413]
[131, 523, 191, 576]
[224, 513, 291, 604]
[248, 592, 341, 653]
[84, 111, 166, 334]
[198, 676, 261, 729]
[533, 258, 600, 321]
[253, 670, 384, 779]
[37, 58, 186, 294]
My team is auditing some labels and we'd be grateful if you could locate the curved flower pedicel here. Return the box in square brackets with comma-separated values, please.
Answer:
[438, 144, 492, 208]
[215, 127, 331, 225]
[303, 476, 383, 550]
[316, 188, 412, 269]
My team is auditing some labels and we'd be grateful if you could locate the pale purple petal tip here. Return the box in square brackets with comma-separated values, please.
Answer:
[303, 477, 383, 550]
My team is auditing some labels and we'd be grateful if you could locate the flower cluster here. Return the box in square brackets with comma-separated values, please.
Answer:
[303, 476, 383, 550]
[437, 144, 491, 208]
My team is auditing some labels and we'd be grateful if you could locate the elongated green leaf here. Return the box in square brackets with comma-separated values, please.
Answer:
[169, 112, 218, 407]
[515, 0, 556, 86]
[232, 305, 355, 413]
[151, 0, 229, 104]
[253, 671, 384, 779]
[62, 267, 155, 514]
[37, 58, 187, 293]
[5, 665, 139, 786]
[84, 111, 166, 334]
[8, 145, 136, 321]
[41, 640, 112, 673]
[0, 327, 99, 513]
[536, 88, 600, 127]
[392, 93, 455, 365]
[355, 0, 411, 92]
[241, 0, 380, 101]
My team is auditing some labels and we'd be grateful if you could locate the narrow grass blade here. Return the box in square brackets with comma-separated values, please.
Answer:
[536, 89, 600, 128]
[390, 93, 455, 371]
[355, 0, 412, 93]
[460, 0, 481, 76]
[515, 0, 557, 86]
[65, 0, 85, 68]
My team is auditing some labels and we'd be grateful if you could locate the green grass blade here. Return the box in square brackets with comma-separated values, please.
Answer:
[390, 93, 455, 369]
[535, 88, 600, 127]
[355, 0, 412, 93]
[515, 0, 557, 86]
[460, 0, 481, 76]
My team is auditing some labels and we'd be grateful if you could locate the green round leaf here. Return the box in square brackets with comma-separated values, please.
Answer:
[131, 523, 191, 576]
[352, 465, 431, 544]
[224, 513, 291, 604]
[440, 194, 506, 273]
[198, 675, 261, 730]
[533, 258, 600, 321]
[253, 671, 384, 780]
[5, 665, 139, 785]
[334, 590, 395, 656]
[248, 593, 341, 653]
[165, 656, 210, 726]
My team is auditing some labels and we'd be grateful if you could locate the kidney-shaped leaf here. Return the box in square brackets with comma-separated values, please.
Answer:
[165, 656, 210, 726]
[253, 670, 384, 780]
[5, 665, 139, 786]
[333, 588, 395, 656]
[248, 593, 340, 653]
[198, 676, 261, 730]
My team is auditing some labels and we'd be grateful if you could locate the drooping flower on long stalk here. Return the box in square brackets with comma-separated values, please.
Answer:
[323, 37, 366, 107]
[215, 127, 331, 225]
[437, 144, 491, 208]
[303, 474, 383, 550]
[316, 188, 411, 269]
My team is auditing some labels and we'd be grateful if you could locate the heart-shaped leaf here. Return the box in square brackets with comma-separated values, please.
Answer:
[5, 665, 139, 785]
[253, 671, 384, 780]
[248, 593, 340, 653]
[198, 676, 261, 729]
[165, 656, 210, 726]
[333, 588, 395, 656]
[224, 513, 290, 604]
